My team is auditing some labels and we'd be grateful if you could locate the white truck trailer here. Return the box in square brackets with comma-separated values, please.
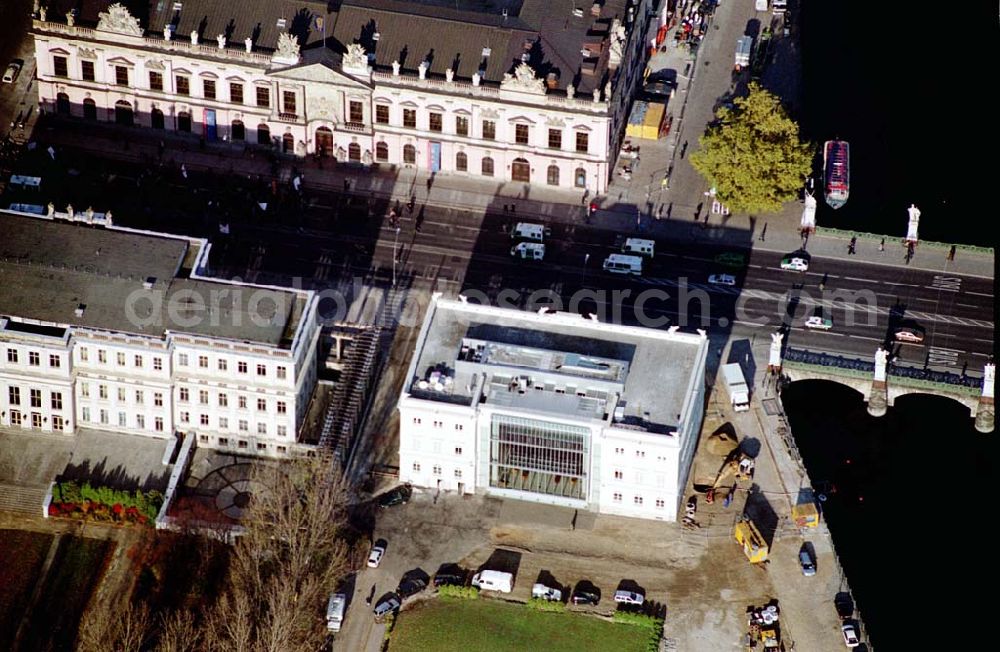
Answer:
[721, 363, 750, 412]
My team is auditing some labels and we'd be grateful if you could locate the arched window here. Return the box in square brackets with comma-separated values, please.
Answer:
[546, 165, 560, 186]
[574, 167, 587, 188]
[282, 133, 294, 153]
[56, 93, 70, 115]
[115, 100, 134, 127]
[231, 120, 245, 141]
[150, 108, 164, 129]
[348, 143, 361, 162]
[511, 157, 530, 183]
[456, 151, 468, 172]
[177, 111, 191, 133]
[82, 98, 97, 121]
[375, 141, 388, 162]
[481, 156, 494, 177]
[315, 126, 333, 156]
[257, 123, 270, 145]
[403, 144, 416, 164]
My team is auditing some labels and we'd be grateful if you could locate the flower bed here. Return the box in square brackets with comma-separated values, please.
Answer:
[48, 481, 163, 525]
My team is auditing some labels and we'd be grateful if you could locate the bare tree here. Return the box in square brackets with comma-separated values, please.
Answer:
[77, 601, 151, 652]
[154, 609, 202, 652]
[201, 455, 352, 652]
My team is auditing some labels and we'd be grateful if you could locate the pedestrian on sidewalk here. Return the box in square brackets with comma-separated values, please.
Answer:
[879, 237, 885, 253]
[948, 244, 956, 261]
[760, 222, 767, 242]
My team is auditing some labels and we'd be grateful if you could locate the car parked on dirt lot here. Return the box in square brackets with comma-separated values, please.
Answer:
[373, 594, 400, 620]
[397, 577, 427, 599]
[798, 545, 816, 576]
[531, 583, 562, 601]
[570, 583, 601, 605]
[613, 590, 645, 605]
[841, 622, 860, 647]
[433, 565, 468, 587]
[378, 484, 412, 508]
[367, 540, 387, 568]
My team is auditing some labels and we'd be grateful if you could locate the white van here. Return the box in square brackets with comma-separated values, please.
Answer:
[471, 570, 514, 593]
[602, 254, 643, 276]
[622, 238, 655, 258]
[511, 242, 545, 260]
[511, 222, 547, 243]
[326, 593, 347, 632]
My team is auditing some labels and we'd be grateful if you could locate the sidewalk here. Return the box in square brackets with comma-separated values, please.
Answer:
[23, 116, 995, 280]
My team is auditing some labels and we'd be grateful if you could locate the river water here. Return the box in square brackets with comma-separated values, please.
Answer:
[781, 381, 996, 646]
[798, 1, 994, 246]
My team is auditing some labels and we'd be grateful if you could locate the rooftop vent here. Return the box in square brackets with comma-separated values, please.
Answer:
[74, 304, 86, 317]
[572, 8, 584, 17]
[482, 47, 492, 57]
[276, 17, 287, 29]
[143, 277, 156, 289]
[591, 2, 602, 17]
[373, 32, 381, 41]
[173, 2, 183, 11]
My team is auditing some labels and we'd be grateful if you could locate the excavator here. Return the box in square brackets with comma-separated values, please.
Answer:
[705, 450, 755, 504]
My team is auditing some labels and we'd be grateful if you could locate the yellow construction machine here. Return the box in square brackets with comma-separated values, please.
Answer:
[705, 451, 755, 504]
[734, 515, 769, 564]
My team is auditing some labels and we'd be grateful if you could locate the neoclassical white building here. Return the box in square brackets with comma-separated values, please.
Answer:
[32, 0, 655, 194]
[397, 296, 709, 522]
[0, 208, 320, 457]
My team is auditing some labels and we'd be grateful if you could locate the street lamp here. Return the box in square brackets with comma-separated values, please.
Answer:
[582, 253, 590, 287]
[392, 226, 401, 287]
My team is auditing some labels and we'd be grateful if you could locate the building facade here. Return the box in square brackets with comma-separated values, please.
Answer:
[0, 208, 320, 457]
[398, 296, 709, 522]
[31, 0, 655, 194]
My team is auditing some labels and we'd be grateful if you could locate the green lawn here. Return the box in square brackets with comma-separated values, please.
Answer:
[389, 599, 650, 652]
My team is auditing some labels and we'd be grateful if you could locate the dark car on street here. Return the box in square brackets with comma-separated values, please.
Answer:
[378, 484, 412, 508]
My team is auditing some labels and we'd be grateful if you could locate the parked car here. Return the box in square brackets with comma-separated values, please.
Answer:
[367, 540, 387, 568]
[373, 594, 400, 620]
[397, 577, 427, 599]
[804, 316, 833, 330]
[798, 545, 816, 576]
[570, 584, 601, 605]
[433, 565, 467, 587]
[893, 326, 925, 343]
[2, 61, 22, 84]
[531, 583, 562, 602]
[841, 623, 860, 648]
[714, 251, 746, 268]
[378, 484, 412, 508]
[708, 273, 736, 286]
[780, 256, 809, 272]
[613, 590, 645, 605]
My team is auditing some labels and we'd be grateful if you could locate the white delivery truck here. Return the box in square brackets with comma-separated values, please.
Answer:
[510, 222, 547, 243]
[326, 593, 347, 632]
[511, 242, 545, 260]
[602, 254, 643, 276]
[721, 363, 750, 412]
[471, 570, 514, 593]
[621, 237, 655, 258]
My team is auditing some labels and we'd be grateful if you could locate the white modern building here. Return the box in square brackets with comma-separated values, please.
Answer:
[398, 296, 709, 522]
[0, 208, 320, 457]
[31, 0, 655, 194]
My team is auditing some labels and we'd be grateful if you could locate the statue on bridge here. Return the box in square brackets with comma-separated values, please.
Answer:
[874, 347, 888, 382]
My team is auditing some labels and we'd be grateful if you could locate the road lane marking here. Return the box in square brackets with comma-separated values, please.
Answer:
[930, 275, 962, 292]
[966, 291, 993, 297]
[927, 347, 960, 366]
[843, 276, 869, 282]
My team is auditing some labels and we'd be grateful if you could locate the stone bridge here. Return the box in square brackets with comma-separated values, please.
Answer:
[781, 361, 993, 433]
